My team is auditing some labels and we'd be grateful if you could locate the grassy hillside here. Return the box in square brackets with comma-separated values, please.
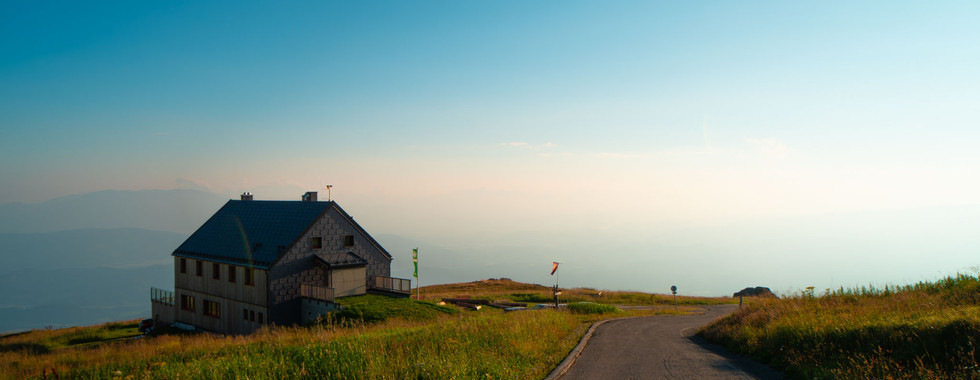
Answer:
[700, 273, 980, 379]
[0, 279, 708, 379]
[418, 278, 735, 306]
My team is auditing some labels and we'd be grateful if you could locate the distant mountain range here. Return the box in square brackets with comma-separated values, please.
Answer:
[0, 189, 228, 235]
[0, 189, 232, 332]
[0, 228, 184, 270]
[0, 264, 172, 332]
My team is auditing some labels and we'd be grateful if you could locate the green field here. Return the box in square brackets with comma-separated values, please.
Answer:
[0, 280, 737, 379]
[2, 287, 694, 379]
[700, 273, 980, 379]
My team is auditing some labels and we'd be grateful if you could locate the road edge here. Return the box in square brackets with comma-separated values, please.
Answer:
[543, 316, 645, 380]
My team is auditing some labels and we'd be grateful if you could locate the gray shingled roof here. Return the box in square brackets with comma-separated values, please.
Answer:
[173, 200, 331, 269]
[314, 251, 367, 269]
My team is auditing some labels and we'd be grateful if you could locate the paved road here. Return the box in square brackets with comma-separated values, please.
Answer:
[558, 305, 782, 379]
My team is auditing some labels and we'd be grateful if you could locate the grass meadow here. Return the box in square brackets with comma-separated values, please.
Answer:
[418, 278, 736, 306]
[0, 289, 701, 380]
[700, 273, 980, 379]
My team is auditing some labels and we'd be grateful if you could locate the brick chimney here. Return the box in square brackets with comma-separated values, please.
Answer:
[302, 191, 317, 202]
[241, 192, 253, 201]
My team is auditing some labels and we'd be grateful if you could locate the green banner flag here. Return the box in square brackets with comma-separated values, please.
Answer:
[412, 248, 418, 278]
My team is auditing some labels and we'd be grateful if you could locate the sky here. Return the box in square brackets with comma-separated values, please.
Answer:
[2, 1, 980, 295]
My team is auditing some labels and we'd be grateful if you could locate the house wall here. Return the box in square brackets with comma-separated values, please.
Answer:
[174, 257, 268, 306]
[332, 267, 367, 298]
[268, 206, 391, 325]
[175, 288, 268, 335]
[151, 302, 174, 325]
[174, 257, 269, 335]
[300, 298, 340, 324]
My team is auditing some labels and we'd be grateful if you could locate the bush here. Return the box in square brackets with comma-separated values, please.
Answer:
[511, 293, 554, 303]
[567, 302, 617, 314]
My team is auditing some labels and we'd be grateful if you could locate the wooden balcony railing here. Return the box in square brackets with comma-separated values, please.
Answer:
[301, 283, 335, 302]
[374, 276, 411, 293]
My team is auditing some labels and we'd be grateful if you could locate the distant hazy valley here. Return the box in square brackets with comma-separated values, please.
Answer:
[2, 188, 978, 332]
[0, 190, 224, 332]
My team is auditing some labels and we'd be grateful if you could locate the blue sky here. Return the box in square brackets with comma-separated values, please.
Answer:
[2, 1, 979, 294]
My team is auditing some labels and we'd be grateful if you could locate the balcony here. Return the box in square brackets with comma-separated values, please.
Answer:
[373, 276, 411, 294]
[300, 283, 335, 302]
[151, 287, 175, 306]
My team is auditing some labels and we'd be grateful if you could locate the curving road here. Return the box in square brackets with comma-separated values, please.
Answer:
[555, 305, 783, 379]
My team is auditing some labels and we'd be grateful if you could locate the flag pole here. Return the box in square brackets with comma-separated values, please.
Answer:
[415, 247, 422, 301]
[551, 261, 561, 307]
[413, 247, 419, 301]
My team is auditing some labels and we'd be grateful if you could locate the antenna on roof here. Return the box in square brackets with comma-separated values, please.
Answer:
[324, 185, 333, 201]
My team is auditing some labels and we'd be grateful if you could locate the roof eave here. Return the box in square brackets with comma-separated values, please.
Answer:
[172, 250, 273, 270]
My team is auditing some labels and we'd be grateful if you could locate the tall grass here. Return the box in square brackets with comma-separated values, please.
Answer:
[72, 311, 583, 379]
[566, 302, 618, 314]
[2, 310, 588, 379]
[0, 321, 140, 355]
[3, 279, 727, 379]
[700, 274, 980, 379]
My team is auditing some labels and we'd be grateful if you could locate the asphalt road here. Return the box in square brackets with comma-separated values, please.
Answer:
[558, 305, 783, 380]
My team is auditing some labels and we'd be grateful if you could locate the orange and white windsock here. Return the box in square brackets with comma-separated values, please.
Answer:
[551, 262, 559, 275]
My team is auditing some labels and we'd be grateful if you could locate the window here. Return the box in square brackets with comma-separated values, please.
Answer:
[203, 300, 220, 318]
[212, 263, 220, 280]
[257, 312, 263, 324]
[196, 260, 203, 277]
[245, 268, 255, 286]
[311, 237, 322, 249]
[180, 258, 186, 274]
[344, 235, 354, 247]
[243, 309, 248, 321]
[250, 310, 255, 322]
[181, 295, 195, 311]
[228, 265, 236, 283]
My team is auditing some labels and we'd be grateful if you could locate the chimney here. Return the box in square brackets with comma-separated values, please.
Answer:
[302, 191, 317, 202]
[241, 192, 253, 201]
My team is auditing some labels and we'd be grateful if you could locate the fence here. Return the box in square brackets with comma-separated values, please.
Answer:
[301, 283, 335, 302]
[374, 276, 412, 293]
[150, 287, 175, 306]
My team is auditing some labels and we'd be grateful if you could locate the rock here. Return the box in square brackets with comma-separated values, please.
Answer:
[733, 286, 775, 298]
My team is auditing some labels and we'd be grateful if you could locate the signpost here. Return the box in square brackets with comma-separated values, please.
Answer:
[670, 285, 678, 313]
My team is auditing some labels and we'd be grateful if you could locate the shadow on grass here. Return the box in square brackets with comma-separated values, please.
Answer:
[0, 342, 51, 355]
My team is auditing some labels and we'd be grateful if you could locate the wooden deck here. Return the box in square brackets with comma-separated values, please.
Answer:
[373, 276, 412, 293]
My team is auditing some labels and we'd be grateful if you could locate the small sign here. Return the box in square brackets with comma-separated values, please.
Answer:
[670, 285, 677, 294]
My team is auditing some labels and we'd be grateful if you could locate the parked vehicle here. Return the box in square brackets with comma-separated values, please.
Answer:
[138, 318, 154, 334]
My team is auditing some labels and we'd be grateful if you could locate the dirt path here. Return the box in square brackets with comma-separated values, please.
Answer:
[554, 305, 783, 379]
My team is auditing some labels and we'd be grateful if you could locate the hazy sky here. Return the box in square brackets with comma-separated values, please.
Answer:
[3, 1, 979, 294]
